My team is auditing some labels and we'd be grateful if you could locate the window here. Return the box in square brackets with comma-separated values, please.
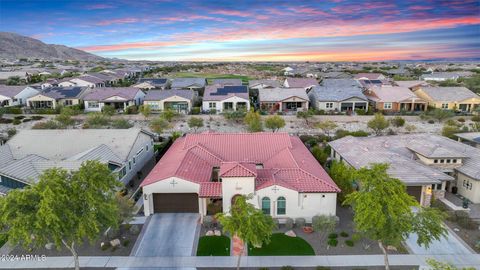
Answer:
[146, 145, 149, 151]
[209, 102, 216, 109]
[326, 102, 334, 109]
[446, 159, 451, 163]
[64, 100, 73, 106]
[261, 197, 271, 215]
[440, 159, 444, 163]
[383, 103, 392, 109]
[136, 148, 144, 156]
[128, 161, 132, 170]
[133, 157, 136, 164]
[453, 159, 457, 163]
[88, 101, 99, 108]
[277, 196, 286, 215]
[434, 159, 438, 163]
[441, 103, 449, 109]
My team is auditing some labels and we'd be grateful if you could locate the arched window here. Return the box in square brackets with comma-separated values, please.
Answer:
[261, 197, 271, 215]
[277, 196, 286, 215]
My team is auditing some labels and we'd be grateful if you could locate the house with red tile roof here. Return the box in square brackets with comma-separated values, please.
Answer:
[141, 132, 339, 221]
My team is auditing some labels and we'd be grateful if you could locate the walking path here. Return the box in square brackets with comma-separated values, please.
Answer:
[1, 254, 479, 269]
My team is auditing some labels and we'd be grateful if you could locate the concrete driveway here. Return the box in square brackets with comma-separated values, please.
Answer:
[405, 226, 474, 255]
[132, 213, 200, 256]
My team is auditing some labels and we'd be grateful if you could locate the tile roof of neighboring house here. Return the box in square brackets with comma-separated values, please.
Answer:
[354, 73, 384, 80]
[203, 85, 249, 101]
[259, 88, 309, 102]
[41, 86, 88, 99]
[310, 79, 367, 102]
[284, 78, 318, 88]
[455, 132, 480, 144]
[141, 133, 340, 193]
[87, 73, 115, 81]
[199, 182, 222, 198]
[137, 78, 168, 87]
[394, 81, 429, 89]
[418, 87, 479, 102]
[0, 86, 26, 98]
[0, 154, 48, 184]
[83, 87, 142, 101]
[329, 134, 480, 184]
[171, 78, 206, 89]
[365, 86, 424, 103]
[248, 80, 281, 88]
[421, 72, 460, 80]
[219, 162, 257, 177]
[211, 79, 243, 86]
[144, 89, 194, 101]
[76, 75, 105, 84]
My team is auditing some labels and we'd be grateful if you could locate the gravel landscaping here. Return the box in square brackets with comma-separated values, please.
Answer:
[9, 224, 142, 257]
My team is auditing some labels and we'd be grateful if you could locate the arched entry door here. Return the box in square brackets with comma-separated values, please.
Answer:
[231, 194, 242, 206]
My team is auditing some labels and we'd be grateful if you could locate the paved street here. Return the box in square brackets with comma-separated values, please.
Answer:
[132, 213, 200, 256]
[405, 226, 474, 255]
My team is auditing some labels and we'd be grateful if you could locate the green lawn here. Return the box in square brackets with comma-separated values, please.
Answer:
[248, 233, 315, 256]
[196, 236, 230, 256]
[170, 72, 252, 85]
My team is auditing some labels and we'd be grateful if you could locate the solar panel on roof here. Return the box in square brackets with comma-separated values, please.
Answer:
[473, 137, 480, 143]
[210, 85, 247, 96]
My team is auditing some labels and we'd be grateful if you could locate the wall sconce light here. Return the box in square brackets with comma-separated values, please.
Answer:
[143, 194, 148, 200]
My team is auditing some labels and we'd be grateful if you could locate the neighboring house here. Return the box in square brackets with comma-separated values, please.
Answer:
[202, 85, 250, 113]
[363, 85, 427, 112]
[412, 86, 480, 112]
[133, 78, 168, 90]
[248, 79, 281, 90]
[282, 66, 294, 76]
[354, 73, 387, 81]
[318, 72, 352, 79]
[308, 79, 368, 112]
[258, 88, 309, 114]
[141, 132, 340, 221]
[170, 78, 206, 91]
[421, 72, 460, 81]
[69, 76, 106, 88]
[27, 87, 89, 109]
[143, 90, 195, 113]
[456, 132, 480, 149]
[394, 80, 430, 91]
[57, 78, 77, 87]
[211, 79, 243, 86]
[283, 78, 318, 91]
[0, 129, 154, 195]
[328, 134, 480, 206]
[0, 86, 39, 107]
[83, 87, 145, 112]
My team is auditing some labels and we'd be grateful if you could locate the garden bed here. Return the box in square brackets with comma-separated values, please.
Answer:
[9, 224, 142, 257]
[444, 219, 480, 253]
[197, 235, 230, 256]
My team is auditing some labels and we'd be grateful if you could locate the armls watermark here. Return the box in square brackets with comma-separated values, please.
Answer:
[1, 254, 47, 262]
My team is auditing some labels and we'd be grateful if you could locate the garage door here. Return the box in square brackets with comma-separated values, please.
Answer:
[153, 193, 199, 213]
[406, 186, 422, 202]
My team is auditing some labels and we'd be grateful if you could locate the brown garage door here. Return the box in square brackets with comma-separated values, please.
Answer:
[153, 193, 199, 213]
[406, 186, 422, 202]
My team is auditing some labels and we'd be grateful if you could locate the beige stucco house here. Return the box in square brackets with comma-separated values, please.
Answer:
[27, 86, 89, 109]
[143, 89, 195, 113]
[413, 86, 480, 112]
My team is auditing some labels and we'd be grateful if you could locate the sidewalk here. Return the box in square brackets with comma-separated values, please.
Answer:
[1, 254, 479, 269]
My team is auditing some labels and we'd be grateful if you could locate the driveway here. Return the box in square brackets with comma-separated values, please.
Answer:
[132, 213, 200, 256]
[405, 226, 474, 255]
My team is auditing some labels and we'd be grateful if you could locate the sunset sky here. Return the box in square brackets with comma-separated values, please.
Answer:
[0, 0, 479, 61]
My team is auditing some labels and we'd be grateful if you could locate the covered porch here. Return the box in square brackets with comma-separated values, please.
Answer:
[165, 101, 189, 114]
[223, 101, 248, 112]
[29, 100, 55, 109]
[339, 101, 368, 112]
[400, 101, 427, 112]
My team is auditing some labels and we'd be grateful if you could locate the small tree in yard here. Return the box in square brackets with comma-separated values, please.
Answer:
[244, 110, 263, 132]
[115, 193, 135, 225]
[428, 108, 455, 122]
[102, 105, 115, 116]
[265, 115, 285, 132]
[0, 161, 121, 270]
[216, 194, 275, 270]
[312, 215, 337, 245]
[367, 113, 390, 135]
[390, 116, 405, 128]
[162, 109, 178, 122]
[55, 110, 74, 127]
[344, 163, 447, 270]
[316, 120, 337, 137]
[150, 117, 171, 134]
[297, 110, 314, 126]
[329, 160, 357, 203]
[426, 258, 475, 270]
[188, 116, 204, 132]
[139, 104, 151, 119]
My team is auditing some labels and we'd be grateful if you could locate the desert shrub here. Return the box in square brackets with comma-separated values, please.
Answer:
[191, 107, 200, 115]
[111, 119, 132, 129]
[32, 120, 62, 129]
[328, 233, 338, 239]
[428, 119, 435, 124]
[390, 116, 405, 127]
[22, 118, 32, 122]
[340, 231, 349, 237]
[209, 109, 217, 115]
[3, 107, 22, 114]
[102, 105, 115, 116]
[472, 115, 480, 122]
[281, 266, 294, 270]
[32, 108, 58, 114]
[345, 240, 354, 247]
[122, 239, 130, 247]
[12, 119, 21, 125]
[14, 115, 25, 120]
[334, 129, 369, 139]
[327, 238, 338, 247]
[295, 218, 306, 228]
[351, 233, 362, 243]
[457, 118, 465, 123]
[0, 118, 13, 124]
[124, 105, 138, 114]
[285, 218, 294, 229]
[6, 128, 16, 137]
[86, 113, 110, 127]
[203, 216, 214, 229]
[100, 242, 111, 251]
[31, 115, 44, 120]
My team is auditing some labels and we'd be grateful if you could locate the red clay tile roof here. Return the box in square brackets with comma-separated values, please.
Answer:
[141, 133, 339, 193]
[199, 182, 222, 198]
[219, 162, 257, 177]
